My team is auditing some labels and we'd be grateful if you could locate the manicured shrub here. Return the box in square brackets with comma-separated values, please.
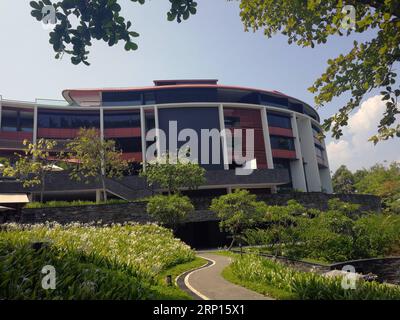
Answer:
[210, 189, 265, 249]
[147, 194, 194, 230]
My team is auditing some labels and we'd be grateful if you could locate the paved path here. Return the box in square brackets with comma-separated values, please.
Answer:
[181, 252, 272, 300]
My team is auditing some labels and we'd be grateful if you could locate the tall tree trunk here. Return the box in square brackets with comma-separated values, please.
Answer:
[40, 172, 45, 203]
[228, 235, 235, 251]
[101, 175, 107, 202]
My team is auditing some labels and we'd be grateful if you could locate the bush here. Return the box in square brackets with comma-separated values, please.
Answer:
[230, 254, 400, 300]
[210, 189, 265, 249]
[25, 199, 129, 209]
[0, 223, 195, 299]
[244, 199, 400, 262]
[147, 194, 194, 230]
[353, 214, 400, 258]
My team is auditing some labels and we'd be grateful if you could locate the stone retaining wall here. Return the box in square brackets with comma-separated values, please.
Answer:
[0, 192, 381, 225]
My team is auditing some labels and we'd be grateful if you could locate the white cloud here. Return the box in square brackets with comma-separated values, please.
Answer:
[326, 95, 400, 172]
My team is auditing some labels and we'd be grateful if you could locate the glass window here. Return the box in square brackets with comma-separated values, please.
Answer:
[315, 145, 324, 159]
[144, 92, 156, 105]
[19, 111, 34, 132]
[288, 102, 303, 113]
[1, 108, 34, 132]
[102, 91, 143, 106]
[1, 109, 18, 131]
[156, 88, 218, 104]
[224, 116, 240, 128]
[112, 137, 142, 153]
[217, 89, 259, 104]
[38, 110, 100, 129]
[267, 113, 292, 129]
[260, 93, 288, 108]
[312, 124, 321, 137]
[304, 105, 319, 121]
[270, 135, 295, 150]
[104, 111, 140, 129]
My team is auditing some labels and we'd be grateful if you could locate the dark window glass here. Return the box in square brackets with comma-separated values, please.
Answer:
[270, 135, 295, 150]
[38, 110, 100, 129]
[1, 109, 18, 131]
[288, 102, 303, 113]
[103, 91, 143, 106]
[312, 124, 321, 137]
[267, 113, 292, 129]
[144, 92, 156, 105]
[156, 88, 218, 104]
[144, 109, 155, 148]
[260, 93, 288, 108]
[304, 105, 318, 121]
[217, 89, 259, 104]
[273, 158, 293, 190]
[224, 116, 240, 128]
[104, 111, 140, 128]
[315, 144, 324, 159]
[19, 111, 34, 132]
[113, 137, 142, 153]
[1, 108, 33, 132]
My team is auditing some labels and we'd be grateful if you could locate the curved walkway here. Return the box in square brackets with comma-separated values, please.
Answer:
[178, 252, 272, 300]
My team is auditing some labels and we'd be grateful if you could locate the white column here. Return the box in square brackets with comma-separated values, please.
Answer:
[33, 105, 38, 144]
[99, 107, 104, 142]
[218, 104, 229, 170]
[261, 107, 274, 169]
[297, 117, 321, 192]
[154, 105, 161, 158]
[140, 107, 147, 169]
[290, 113, 307, 192]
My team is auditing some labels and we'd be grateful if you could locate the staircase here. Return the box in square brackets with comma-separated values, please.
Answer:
[105, 178, 152, 201]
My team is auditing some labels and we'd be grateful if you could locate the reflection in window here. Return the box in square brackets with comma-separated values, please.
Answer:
[224, 116, 240, 128]
[1, 108, 33, 132]
[270, 135, 295, 150]
[38, 110, 100, 129]
[267, 113, 292, 129]
[104, 111, 140, 129]
[103, 91, 142, 106]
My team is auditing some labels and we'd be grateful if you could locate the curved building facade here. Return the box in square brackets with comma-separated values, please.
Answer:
[0, 79, 333, 198]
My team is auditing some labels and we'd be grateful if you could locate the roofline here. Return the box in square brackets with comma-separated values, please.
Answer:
[62, 83, 311, 108]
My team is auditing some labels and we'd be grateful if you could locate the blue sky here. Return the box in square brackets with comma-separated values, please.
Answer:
[0, 0, 398, 171]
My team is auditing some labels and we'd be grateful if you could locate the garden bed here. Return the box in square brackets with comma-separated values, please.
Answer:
[0, 222, 198, 300]
[218, 252, 400, 300]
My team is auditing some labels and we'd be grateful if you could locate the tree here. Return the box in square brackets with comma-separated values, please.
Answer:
[2, 139, 58, 203]
[146, 194, 194, 231]
[354, 162, 400, 213]
[244, 200, 310, 258]
[140, 153, 206, 195]
[210, 189, 265, 250]
[332, 165, 356, 194]
[30, 1, 399, 140]
[239, 0, 400, 142]
[29, 0, 197, 65]
[65, 128, 129, 201]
